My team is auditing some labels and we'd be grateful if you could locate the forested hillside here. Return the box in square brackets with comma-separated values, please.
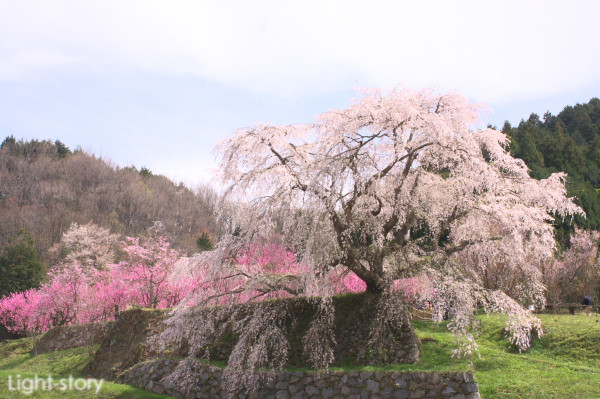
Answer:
[503, 97, 600, 239]
[0, 136, 224, 263]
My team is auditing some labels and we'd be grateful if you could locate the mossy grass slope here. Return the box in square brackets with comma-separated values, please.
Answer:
[0, 337, 172, 398]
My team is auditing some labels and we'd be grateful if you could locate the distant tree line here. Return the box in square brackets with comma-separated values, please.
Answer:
[503, 97, 600, 244]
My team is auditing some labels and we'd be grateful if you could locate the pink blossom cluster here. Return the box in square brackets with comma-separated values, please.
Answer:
[0, 237, 196, 335]
[1, 238, 427, 336]
[179, 243, 429, 307]
[328, 271, 426, 301]
[235, 243, 306, 275]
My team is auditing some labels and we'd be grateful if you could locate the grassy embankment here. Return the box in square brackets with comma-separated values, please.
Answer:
[0, 339, 168, 398]
[0, 313, 598, 398]
[340, 313, 600, 399]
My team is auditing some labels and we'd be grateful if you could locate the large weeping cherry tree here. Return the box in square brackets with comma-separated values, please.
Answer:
[217, 87, 579, 289]
[161, 88, 582, 393]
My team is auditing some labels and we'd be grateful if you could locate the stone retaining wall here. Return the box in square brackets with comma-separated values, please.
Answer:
[122, 357, 480, 399]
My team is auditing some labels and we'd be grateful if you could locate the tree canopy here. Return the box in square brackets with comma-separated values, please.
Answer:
[0, 230, 45, 298]
[216, 88, 580, 296]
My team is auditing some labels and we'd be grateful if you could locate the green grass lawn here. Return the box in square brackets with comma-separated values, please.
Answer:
[473, 314, 600, 399]
[0, 339, 172, 398]
[0, 313, 598, 398]
[298, 313, 600, 399]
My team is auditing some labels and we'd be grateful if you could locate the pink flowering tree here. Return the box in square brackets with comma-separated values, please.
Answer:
[172, 243, 310, 306]
[0, 264, 90, 335]
[37, 264, 90, 326]
[0, 289, 46, 335]
[0, 234, 198, 335]
[118, 236, 184, 309]
[84, 267, 133, 321]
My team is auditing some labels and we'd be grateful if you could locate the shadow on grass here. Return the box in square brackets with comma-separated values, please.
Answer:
[0, 353, 36, 371]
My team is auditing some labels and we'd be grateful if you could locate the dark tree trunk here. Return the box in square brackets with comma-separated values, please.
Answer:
[365, 280, 384, 294]
[348, 259, 385, 294]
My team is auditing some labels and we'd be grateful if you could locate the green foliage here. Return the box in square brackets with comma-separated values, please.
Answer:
[54, 140, 71, 158]
[0, 323, 9, 340]
[0, 230, 46, 298]
[139, 167, 153, 178]
[504, 98, 600, 241]
[196, 232, 214, 251]
[1, 136, 71, 160]
[0, 135, 16, 149]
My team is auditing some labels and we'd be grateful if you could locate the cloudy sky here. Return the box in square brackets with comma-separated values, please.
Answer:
[1, 1, 599, 186]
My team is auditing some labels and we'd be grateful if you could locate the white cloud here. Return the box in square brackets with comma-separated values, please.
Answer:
[1, 1, 598, 101]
